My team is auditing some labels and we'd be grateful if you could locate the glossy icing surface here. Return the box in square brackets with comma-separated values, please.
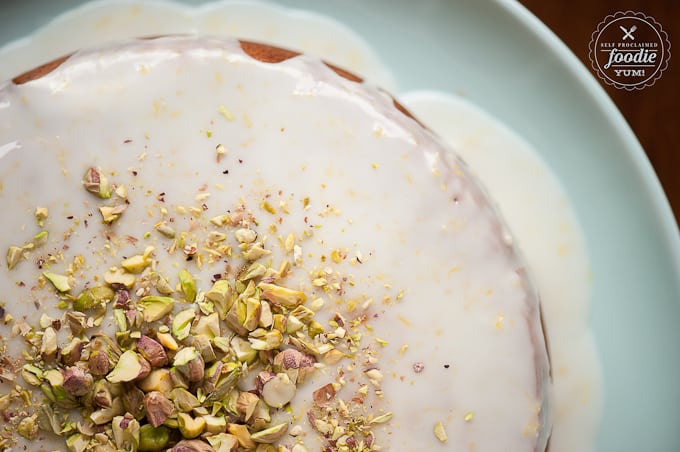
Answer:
[0, 36, 549, 450]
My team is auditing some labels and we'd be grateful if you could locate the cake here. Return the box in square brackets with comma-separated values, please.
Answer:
[0, 36, 551, 451]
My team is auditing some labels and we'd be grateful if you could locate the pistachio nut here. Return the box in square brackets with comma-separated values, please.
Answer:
[138, 424, 171, 451]
[172, 347, 204, 383]
[250, 422, 288, 444]
[106, 350, 150, 383]
[136, 335, 169, 368]
[144, 391, 174, 427]
[138, 296, 175, 322]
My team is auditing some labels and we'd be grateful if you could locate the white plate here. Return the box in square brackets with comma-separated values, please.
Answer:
[1, 1, 679, 451]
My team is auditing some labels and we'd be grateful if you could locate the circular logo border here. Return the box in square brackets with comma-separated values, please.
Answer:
[588, 11, 671, 91]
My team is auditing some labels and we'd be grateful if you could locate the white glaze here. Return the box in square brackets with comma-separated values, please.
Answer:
[400, 92, 602, 452]
[0, 36, 549, 451]
[0, 1, 603, 451]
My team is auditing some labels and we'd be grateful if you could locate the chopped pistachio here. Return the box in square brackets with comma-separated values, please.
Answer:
[144, 391, 174, 427]
[230, 336, 257, 364]
[83, 167, 112, 198]
[43, 271, 71, 292]
[90, 397, 125, 425]
[464, 411, 475, 422]
[138, 369, 174, 394]
[137, 335, 169, 368]
[172, 308, 196, 340]
[248, 328, 283, 351]
[312, 384, 336, 407]
[102, 270, 134, 292]
[138, 424, 170, 451]
[88, 350, 111, 377]
[106, 350, 150, 383]
[172, 439, 213, 452]
[173, 347, 204, 382]
[178, 269, 197, 301]
[242, 242, 271, 261]
[155, 223, 176, 238]
[234, 228, 257, 244]
[21, 364, 43, 386]
[122, 385, 147, 419]
[62, 366, 94, 397]
[258, 282, 305, 308]
[236, 391, 260, 421]
[35, 206, 48, 226]
[40, 326, 58, 357]
[156, 331, 179, 351]
[33, 230, 49, 247]
[112, 414, 140, 450]
[121, 247, 154, 274]
[370, 412, 393, 424]
[203, 414, 227, 435]
[434, 421, 448, 443]
[6, 245, 23, 270]
[228, 423, 256, 450]
[138, 296, 175, 322]
[193, 312, 220, 338]
[17, 414, 40, 440]
[192, 334, 216, 362]
[204, 279, 234, 320]
[260, 373, 296, 408]
[250, 422, 288, 444]
[74, 285, 115, 311]
[177, 412, 206, 439]
[99, 204, 127, 223]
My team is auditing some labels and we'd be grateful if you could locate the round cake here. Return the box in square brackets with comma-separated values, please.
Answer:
[0, 36, 550, 451]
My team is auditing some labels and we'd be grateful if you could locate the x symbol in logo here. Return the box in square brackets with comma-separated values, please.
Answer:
[620, 25, 637, 40]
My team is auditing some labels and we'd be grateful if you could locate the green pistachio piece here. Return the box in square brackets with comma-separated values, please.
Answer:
[434, 421, 448, 443]
[258, 282, 305, 308]
[173, 347, 204, 383]
[240, 262, 266, 281]
[206, 434, 239, 451]
[21, 364, 43, 386]
[90, 397, 124, 425]
[234, 228, 257, 244]
[112, 414, 140, 450]
[204, 367, 241, 404]
[170, 387, 200, 413]
[106, 350, 150, 383]
[250, 422, 289, 444]
[242, 242, 271, 261]
[83, 167, 112, 199]
[65, 433, 90, 452]
[193, 312, 220, 338]
[230, 336, 257, 364]
[138, 296, 175, 322]
[177, 412, 206, 439]
[17, 414, 39, 440]
[43, 271, 71, 292]
[104, 268, 136, 289]
[308, 320, 325, 338]
[138, 424, 170, 451]
[121, 246, 154, 274]
[33, 230, 49, 247]
[228, 423, 256, 450]
[6, 245, 23, 270]
[178, 269, 197, 302]
[172, 308, 196, 340]
[205, 279, 235, 320]
[192, 334, 216, 363]
[154, 223, 176, 238]
[99, 205, 127, 224]
[248, 329, 283, 351]
[138, 369, 174, 394]
[74, 285, 115, 311]
[203, 414, 227, 435]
